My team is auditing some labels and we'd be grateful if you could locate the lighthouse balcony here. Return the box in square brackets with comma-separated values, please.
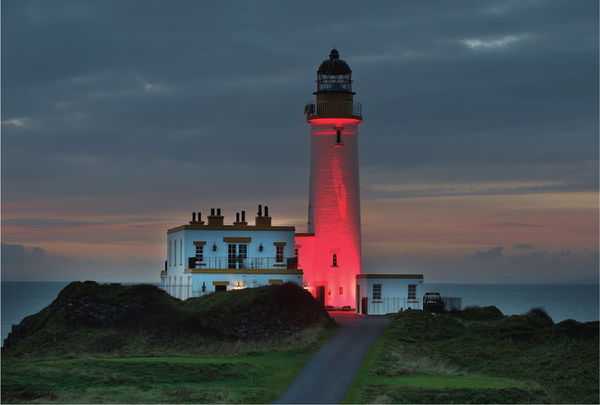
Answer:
[184, 256, 298, 271]
[305, 101, 362, 120]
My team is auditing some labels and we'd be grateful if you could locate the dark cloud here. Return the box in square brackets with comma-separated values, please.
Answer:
[469, 246, 504, 261]
[1, 242, 46, 267]
[513, 243, 534, 249]
[2, 0, 598, 207]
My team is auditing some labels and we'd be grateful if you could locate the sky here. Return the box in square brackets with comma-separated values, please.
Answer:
[1, 0, 598, 283]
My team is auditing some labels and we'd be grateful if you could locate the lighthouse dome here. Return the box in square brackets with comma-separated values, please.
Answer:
[316, 49, 353, 93]
[317, 49, 352, 75]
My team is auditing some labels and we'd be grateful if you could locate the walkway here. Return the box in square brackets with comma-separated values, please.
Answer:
[275, 312, 389, 404]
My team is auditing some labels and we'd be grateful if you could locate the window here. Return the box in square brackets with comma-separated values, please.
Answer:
[332, 254, 338, 267]
[174, 240, 177, 265]
[276, 246, 284, 263]
[373, 284, 382, 300]
[195, 244, 204, 263]
[408, 284, 416, 300]
[339, 286, 343, 295]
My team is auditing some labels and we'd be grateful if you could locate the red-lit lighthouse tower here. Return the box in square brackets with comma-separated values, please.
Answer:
[297, 49, 363, 308]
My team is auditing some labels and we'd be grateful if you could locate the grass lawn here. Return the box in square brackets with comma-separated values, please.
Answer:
[344, 308, 598, 404]
[2, 329, 334, 404]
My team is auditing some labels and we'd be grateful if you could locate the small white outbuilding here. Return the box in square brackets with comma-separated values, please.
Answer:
[355, 274, 424, 315]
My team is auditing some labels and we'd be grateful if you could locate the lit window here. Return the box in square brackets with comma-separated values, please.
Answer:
[408, 284, 416, 300]
[276, 246, 284, 263]
[332, 254, 338, 267]
[373, 284, 382, 300]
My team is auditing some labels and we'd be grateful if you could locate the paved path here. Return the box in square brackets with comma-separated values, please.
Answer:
[275, 312, 389, 404]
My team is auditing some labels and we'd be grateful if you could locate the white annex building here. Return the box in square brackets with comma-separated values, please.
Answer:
[160, 205, 302, 300]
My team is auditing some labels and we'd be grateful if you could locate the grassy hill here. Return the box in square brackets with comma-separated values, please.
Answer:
[2, 281, 335, 403]
[3, 281, 334, 358]
[345, 307, 599, 404]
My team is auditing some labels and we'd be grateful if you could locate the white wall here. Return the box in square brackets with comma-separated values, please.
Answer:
[356, 277, 424, 315]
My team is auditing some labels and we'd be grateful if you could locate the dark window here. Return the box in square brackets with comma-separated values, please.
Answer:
[339, 286, 343, 295]
[215, 285, 227, 292]
[332, 254, 338, 267]
[228, 244, 237, 269]
[373, 284, 382, 300]
[408, 284, 416, 300]
[276, 246, 284, 263]
[195, 244, 204, 263]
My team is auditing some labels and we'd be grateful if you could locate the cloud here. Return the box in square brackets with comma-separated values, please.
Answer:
[461, 34, 525, 50]
[486, 222, 545, 228]
[513, 244, 534, 249]
[1, 242, 46, 267]
[469, 246, 504, 261]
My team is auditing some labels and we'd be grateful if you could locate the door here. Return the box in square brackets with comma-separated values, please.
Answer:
[361, 297, 368, 315]
[228, 243, 248, 269]
[316, 286, 325, 307]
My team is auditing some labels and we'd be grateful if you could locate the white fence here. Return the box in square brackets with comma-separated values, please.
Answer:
[365, 297, 421, 315]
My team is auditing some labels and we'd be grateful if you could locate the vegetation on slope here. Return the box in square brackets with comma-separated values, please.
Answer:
[2, 281, 335, 403]
[3, 281, 334, 358]
[345, 307, 599, 404]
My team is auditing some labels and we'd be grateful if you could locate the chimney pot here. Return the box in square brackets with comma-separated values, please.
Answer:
[217, 208, 221, 216]
[211, 208, 215, 216]
[192, 212, 196, 222]
[258, 204, 262, 217]
[265, 206, 269, 217]
[241, 210, 246, 221]
[236, 212, 240, 222]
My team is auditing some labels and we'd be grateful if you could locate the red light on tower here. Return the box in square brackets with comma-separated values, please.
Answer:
[297, 49, 363, 308]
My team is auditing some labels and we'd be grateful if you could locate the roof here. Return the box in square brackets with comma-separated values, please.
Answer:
[317, 49, 352, 75]
[356, 274, 424, 279]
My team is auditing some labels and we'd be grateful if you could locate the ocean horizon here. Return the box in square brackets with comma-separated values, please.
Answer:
[2, 281, 598, 343]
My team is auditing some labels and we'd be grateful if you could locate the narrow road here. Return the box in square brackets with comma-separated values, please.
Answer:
[275, 312, 389, 404]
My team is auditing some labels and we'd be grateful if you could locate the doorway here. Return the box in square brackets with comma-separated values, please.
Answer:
[228, 243, 248, 269]
[316, 286, 325, 307]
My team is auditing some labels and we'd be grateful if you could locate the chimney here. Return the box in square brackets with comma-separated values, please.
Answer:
[255, 204, 272, 228]
[207, 207, 224, 227]
[233, 210, 248, 226]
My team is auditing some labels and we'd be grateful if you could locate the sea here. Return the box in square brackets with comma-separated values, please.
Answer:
[1, 281, 598, 343]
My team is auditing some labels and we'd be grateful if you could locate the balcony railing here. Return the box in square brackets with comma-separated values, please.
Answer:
[305, 101, 362, 119]
[188, 256, 298, 270]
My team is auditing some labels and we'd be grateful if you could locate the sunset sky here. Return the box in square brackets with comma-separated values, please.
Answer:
[2, 0, 598, 283]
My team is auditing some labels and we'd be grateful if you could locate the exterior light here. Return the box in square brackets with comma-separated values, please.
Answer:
[259, 242, 264, 252]
[212, 242, 217, 252]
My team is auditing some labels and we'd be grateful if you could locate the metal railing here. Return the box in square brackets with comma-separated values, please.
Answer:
[305, 101, 362, 118]
[365, 297, 421, 315]
[189, 256, 297, 270]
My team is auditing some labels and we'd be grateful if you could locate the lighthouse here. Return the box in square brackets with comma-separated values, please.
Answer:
[297, 49, 363, 308]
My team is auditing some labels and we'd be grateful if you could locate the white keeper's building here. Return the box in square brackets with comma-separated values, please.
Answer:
[160, 205, 302, 300]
